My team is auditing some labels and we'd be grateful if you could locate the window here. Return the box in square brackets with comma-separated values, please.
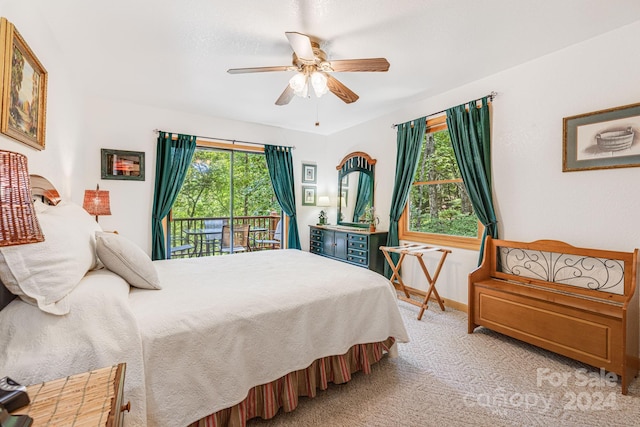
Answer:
[168, 140, 282, 257]
[399, 115, 482, 250]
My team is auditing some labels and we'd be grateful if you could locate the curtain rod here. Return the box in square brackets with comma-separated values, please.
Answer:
[152, 129, 295, 149]
[391, 91, 497, 129]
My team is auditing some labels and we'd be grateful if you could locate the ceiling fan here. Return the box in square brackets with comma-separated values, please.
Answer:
[227, 32, 390, 105]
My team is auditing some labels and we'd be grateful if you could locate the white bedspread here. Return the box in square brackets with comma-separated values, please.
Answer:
[0, 269, 148, 426]
[0, 249, 408, 427]
[131, 249, 409, 426]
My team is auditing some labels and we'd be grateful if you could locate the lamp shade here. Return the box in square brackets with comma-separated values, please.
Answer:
[289, 72, 309, 97]
[0, 150, 44, 246]
[317, 196, 331, 207]
[310, 72, 328, 97]
[83, 185, 111, 220]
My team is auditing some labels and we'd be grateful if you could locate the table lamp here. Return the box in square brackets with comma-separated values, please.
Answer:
[0, 150, 44, 246]
[83, 184, 111, 222]
[0, 151, 44, 419]
[317, 195, 331, 225]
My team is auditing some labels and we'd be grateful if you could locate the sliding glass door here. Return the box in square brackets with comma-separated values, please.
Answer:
[168, 146, 281, 258]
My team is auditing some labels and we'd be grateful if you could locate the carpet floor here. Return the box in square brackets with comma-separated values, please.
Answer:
[249, 300, 640, 426]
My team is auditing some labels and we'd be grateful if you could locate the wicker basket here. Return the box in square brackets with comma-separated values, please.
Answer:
[596, 127, 634, 151]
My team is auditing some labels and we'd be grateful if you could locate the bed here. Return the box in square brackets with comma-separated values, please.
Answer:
[0, 180, 409, 426]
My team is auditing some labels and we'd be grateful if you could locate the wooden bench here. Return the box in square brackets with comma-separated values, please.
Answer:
[468, 237, 639, 394]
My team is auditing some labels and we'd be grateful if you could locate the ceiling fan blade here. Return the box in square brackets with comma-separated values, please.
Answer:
[275, 85, 295, 106]
[285, 32, 315, 62]
[227, 65, 295, 74]
[328, 58, 390, 72]
[326, 75, 359, 104]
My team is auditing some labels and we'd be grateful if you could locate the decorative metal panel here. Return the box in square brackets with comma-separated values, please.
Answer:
[497, 247, 625, 295]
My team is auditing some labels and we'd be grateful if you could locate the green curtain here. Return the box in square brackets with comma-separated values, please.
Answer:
[385, 118, 427, 277]
[151, 132, 197, 260]
[352, 173, 371, 222]
[264, 145, 301, 249]
[446, 97, 498, 264]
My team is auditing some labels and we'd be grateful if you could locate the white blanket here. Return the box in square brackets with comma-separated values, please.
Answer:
[131, 249, 409, 426]
[1, 249, 408, 427]
[0, 269, 148, 426]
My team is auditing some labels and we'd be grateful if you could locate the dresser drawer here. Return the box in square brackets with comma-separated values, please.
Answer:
[308, 226, 388, 275]
[347, 254, 368, 267]
[310, 240, 323, 254]
[348, 233, 368, 244]
[347, 240, 368, 250]
[347, 247, 367, 258]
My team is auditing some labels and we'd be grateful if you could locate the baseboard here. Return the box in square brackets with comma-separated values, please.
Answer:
[392, 283, 468, 313]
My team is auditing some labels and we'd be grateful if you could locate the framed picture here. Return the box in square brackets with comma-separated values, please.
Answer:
[302, 163, 317, 183]
[563, 102, 640, 172]
[101, 149, 145, 181]
[302, 185, 316, 206]
[0, 18, 48, 150]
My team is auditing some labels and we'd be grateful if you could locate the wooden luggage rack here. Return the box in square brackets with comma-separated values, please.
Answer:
[380, 243, 451, 320]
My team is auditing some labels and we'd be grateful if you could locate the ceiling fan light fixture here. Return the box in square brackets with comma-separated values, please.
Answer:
[311, 71, 328, 97]
[289, 72, 308, 97]
[227, 32, 388, 105]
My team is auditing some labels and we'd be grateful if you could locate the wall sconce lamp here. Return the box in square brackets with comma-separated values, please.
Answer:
[0, 150, 44, 246]
[83, 184, 111, 222]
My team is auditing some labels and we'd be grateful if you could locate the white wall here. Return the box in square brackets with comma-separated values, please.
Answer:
[81, 96, 327, 253]
[3, 0, 639, 308]
[0, 1, 89, 198]
[325, 20, 640, 306]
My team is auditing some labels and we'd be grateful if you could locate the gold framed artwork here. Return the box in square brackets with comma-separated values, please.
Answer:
[563, 102, 640, 172]
[0, 17, 48, 150]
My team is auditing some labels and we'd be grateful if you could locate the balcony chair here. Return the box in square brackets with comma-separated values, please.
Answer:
[221, 224, 250, 254]
[170, 243, 194, 258]
[255, 220, 281, 250]
[203, 219, 225, 255]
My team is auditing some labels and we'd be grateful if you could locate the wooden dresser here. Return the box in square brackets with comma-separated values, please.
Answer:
[309, 225, 388, 275]
[11, 364, 129, 426]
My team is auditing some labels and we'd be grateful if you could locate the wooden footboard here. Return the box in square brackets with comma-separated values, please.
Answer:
[469, 237, 639, 394]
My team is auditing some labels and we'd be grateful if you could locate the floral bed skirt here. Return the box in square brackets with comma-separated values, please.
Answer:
[190, 337, 395, 427]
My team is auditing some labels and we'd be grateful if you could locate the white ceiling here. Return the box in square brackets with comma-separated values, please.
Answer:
[34, 0, 640, 135]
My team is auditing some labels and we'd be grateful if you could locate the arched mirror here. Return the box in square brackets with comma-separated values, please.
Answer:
[336, 152, 376, 228]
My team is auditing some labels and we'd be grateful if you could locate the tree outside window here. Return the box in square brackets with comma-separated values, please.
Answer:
[172, 148, 280, 219]
[400, 116, 482, 250]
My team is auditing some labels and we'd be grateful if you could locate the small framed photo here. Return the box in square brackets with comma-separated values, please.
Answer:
[302, 163, 317, 183]
[563, 102, 640, 172]
[0, 18, 48, 150]
[101, 149, 145, 181]
[302, 185, 316, 206]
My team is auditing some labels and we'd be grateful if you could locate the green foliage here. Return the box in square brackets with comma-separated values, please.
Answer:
[172, 148, 280, 219]
[410, 213, 478, 237]
[409, 129, 478, 237]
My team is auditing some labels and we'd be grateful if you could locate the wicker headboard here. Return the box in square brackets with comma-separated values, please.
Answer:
[0, 175, 60, 311]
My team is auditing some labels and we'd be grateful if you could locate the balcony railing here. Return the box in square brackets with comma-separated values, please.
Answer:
[169, 215, 282, 258]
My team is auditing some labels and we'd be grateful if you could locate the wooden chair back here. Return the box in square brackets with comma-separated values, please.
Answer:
[222, 224, 250, 252]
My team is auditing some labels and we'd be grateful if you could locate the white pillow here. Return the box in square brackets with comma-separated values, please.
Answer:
[0, 201, 103, 315]
[95, 231, 161, 290]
